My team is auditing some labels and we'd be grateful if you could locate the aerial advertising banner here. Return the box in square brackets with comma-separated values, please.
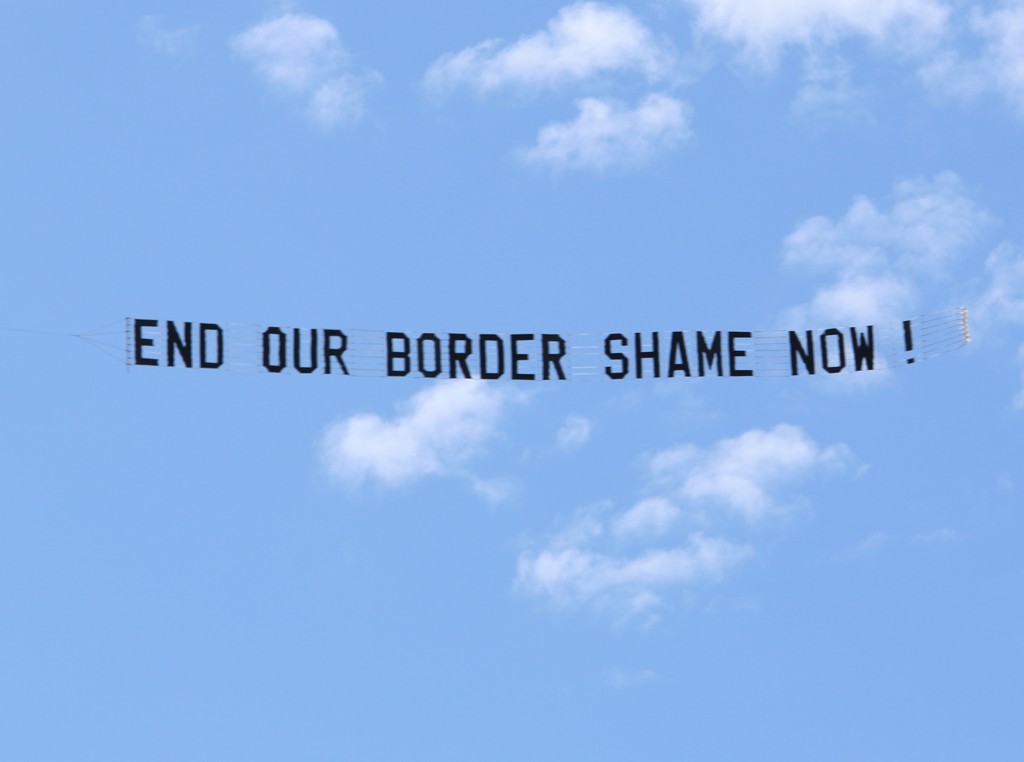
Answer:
[127, 308, 969, 381]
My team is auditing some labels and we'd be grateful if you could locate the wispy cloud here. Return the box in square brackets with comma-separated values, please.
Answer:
[976, 243, 1024, 330]
[846, 527, 960, 559]
[920, 2, 1024, 117]
[471, 476, 517, 504]
[783, 172, 990, 325]
[972, 242, 1024, 409]
[680, 0, 949, 65]
[679, 0, 1024, 123]
[779, 173, 1024, 404]
[969, 1, 1024, 114]
[650, 424, 851, 521]
[139, 15, 197, 55]
[847, 530, 891, 558]
[521, 94, 689, 170]
[321, 380, 520, 492]
[517, 425, 851, 619]
[792, 50, 869, 120]
[556, 414, 592, 450]
[230, 12, 379, 129]
[516, 529, 751, 613]
[424, 2, 672, 95]
[424, 3, 687, 170]
[612, 497, 680, 540]
[912, 527, 960, 547]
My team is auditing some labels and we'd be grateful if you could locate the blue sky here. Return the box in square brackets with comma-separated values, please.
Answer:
[2, 1, 1023, 759]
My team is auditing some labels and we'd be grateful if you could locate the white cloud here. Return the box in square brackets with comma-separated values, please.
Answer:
[785, 174, 985, 273]
[681, 0, 948, 64]
[971, 2, 1024, 114]
[557, 414, 592, 449]
[307, 76, 371, 128]
[651, 424, 851, 521]
[230, 12, 378, 128]
[425, 2, 672, 95]
[232, 13, 341, 90]
[976, 243, 1024, 329]
[797, 274, 915, 327]
[613, 497, 680, 539]
[516, 532, 752, 609]
[517, 425, 850, 618]
[783, 172, 990, 324]
[321, 380, 519, 488]
[521, 94, 689, 170]
[139, 15, 197, 55]
[676, 1, 1024, 123]
[423, 3, 684, 170]
[920, 2, 1024, 116]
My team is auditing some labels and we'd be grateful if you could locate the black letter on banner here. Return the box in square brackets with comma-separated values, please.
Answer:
[323, 330, 349, 375]
[604, 333, 629, 379]
[511, 334, 535, 380]
[133, 319, 159, 366]
[199, 323, 223, 369]
[417, 333, 442, 378]
[728, 332, 753, 377]
[668, 332, 691, 377]
[850, 326, 875, 371]
[697, 331, 723, 377]
[542, 334, 567, 380]
[263, 327, 287, 373]
[167, 321, 193, 368]
[820, 328, 846, 374]
[448, 334, 473, 378]
[634, 332, 660, 379]
[293, 328, 317, 374]
[387, 332, 410, 377]
[480, 334, 505, 380]
[789, 330, 815, 375]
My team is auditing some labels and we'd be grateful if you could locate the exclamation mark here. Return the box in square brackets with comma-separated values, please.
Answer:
[903, 319, 914, 364]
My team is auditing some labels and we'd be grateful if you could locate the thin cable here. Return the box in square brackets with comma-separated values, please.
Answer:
[0, 325, 80, 338]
